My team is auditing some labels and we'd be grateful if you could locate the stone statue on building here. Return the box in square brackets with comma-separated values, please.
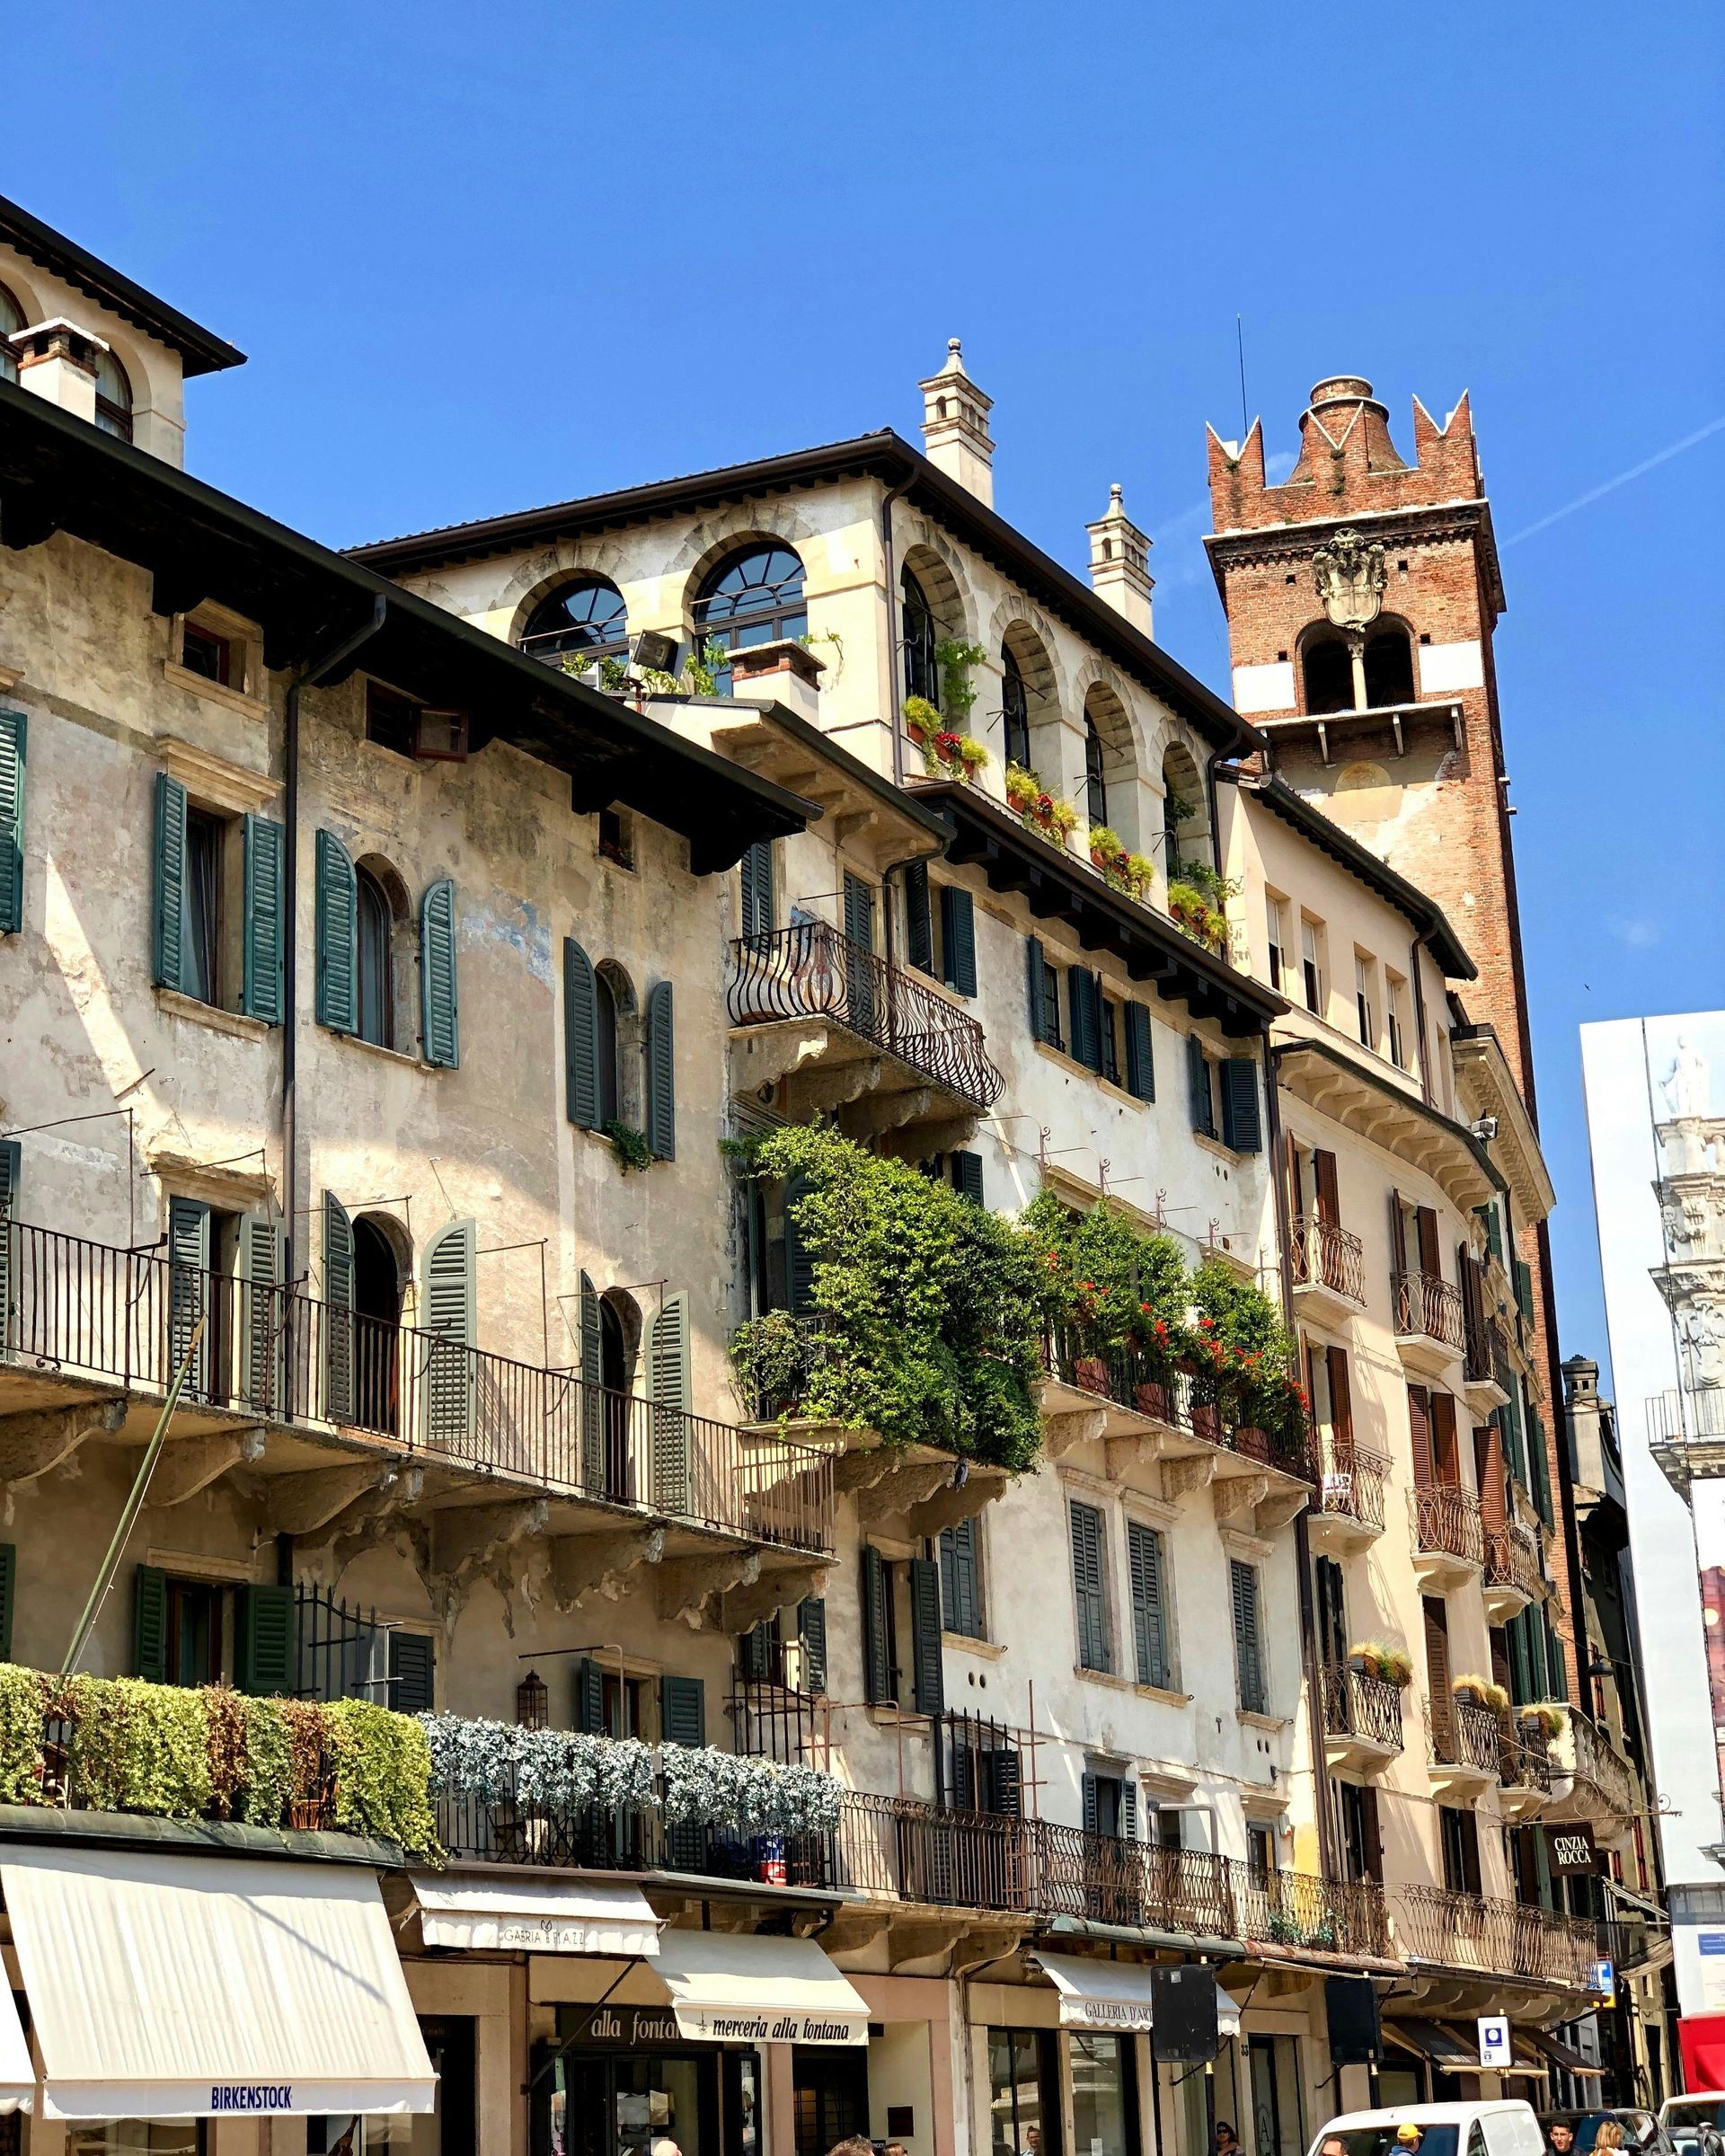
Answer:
[1663, 1035, 1710, 1119]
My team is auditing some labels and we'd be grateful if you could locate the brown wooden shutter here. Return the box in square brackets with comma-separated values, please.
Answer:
[1408, 1384, 1433, 1487]
[1478, 1422, 1507, 1528]
[1424, 1595, 1453, 1754]
[1314, 1150, 1340, 1227]
[1326, 1346, 1354, 1450]
[1416, 1205, 1441, 1276]
[1284, 1134, 1304, 1215]
[1490, 1627, 1512, 1695]
[1360, 1784, 1384, 1883]
[1430, 1391, 1459, 1485]
[1388, 1191, 1408, 1273]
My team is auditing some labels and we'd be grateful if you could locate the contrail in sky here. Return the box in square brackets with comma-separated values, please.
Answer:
[1505, 415, 1725, 543]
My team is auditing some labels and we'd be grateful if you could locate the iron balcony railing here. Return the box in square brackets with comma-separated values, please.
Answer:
[1484, 1519, 1543, 1601]
[1040, 1322, 1314, 1481]
[1465, 1310, 1512, 1392]
[1322, 1664, 1406, 1755]
[1289, 1215, 1366, 1303]
[1393, 1268, 1465, 1352]
[0, 1219, 833, 1553]
[1499, 1722, 1554, 1797]
[1229, 1859, 1393, 1960]
[1566, 1706, 1638, 1819]
[727, 921, 1004, 1111]
[1431, 1697, 1502, 1776]
[1314, 1438, 1389, 1532]
[1411, 1482, 1485, 1567]
[1389, 1882, 1597, 1991]
[1647, 1386, 1725, 1448]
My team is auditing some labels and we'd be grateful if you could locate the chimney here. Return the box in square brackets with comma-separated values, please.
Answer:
[8, 318, 105, 427]
[918, 339, 995, 506]
[1085, 483, 1154, 637]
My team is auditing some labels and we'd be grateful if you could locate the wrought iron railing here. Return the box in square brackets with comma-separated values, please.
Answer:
[1039, 1322, 1313, 1480]
[1322, 1664, 1406, 1755]
[1314, 1438, 1389, 1532]
[727, 921, 1004, 1111]
[1431, 1697, 1502, 1775]
[1389, 1882, 1597, 1991]
[1499, 1722, 1554, 1796]
[0, 1220, 832, 1552]
[1647, 1386, 1725, 1447]
[1289, 1215, 1365, 1303]
[1484, 1520, 1543, 1601]
[1411, 1483, 1485, 1567]
[1565, 1706, 1638, 1819]
[1035, 1821, 1238, 1939]
[1393, 1268, 1465, 1351]
[1229, 1859, 1392, 1959]
[1465, 1311, 1512, 1392]
[727, 1678, 832, 1769]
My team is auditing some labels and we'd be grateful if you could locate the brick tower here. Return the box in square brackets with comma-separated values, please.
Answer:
[1204, 376, 1582, 1697]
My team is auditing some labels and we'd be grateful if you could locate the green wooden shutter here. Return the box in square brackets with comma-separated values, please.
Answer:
[314, 828, 358, 1033]
[798, 1596, 827, 1695]
[1025, 936, 1050, 1043]
[1081, 1772, 1099, 1836]
[133, 1564, 169, 1683]
[1068, 968, 1100, 1073]
[1232, 1558, 1265, 1712]
[644, 981, 676, 1160]
[904, 862, 933, 974]
[579, 1271, 605, 1491]
[648, 1291, 692, 1514]
[0, 710, 24, 936]
[241, 814, 285, 1025]
[152, 772, 188, 991]
[1119, 1776, 1137, 1842]
[1220, 1057, 1262, 1153]
[861, 1543, 892, 1704]
[573, 1657, 606, 1733]
[237, 1213, 288, 1413]
[1123, 1003, 1154, 1101]
[1514, 1259, 1535, 1326]
[843, 870, 875, 952]
[660, 1674, 709, 1868]
[909, 1554, 944, 1716]
[234, 1582, 295, 1696]
[323, 1192, 356, 1423]
[563, 938, 600, 1129]
[1476, 1201, 1503, 1264]
[1527, 1405, 1553, 1526]
[783, 1173, 816, 1316]
[739, 1621, 772, 1683]
[166, 1195, 211, 1398]
[1128, 1521, 1168, 1689]
[740, 840, 774, 946]
[0, 1544, 15, 1661]
[1188, 1034, 1215, 1137]
[420, 1219, 477, 1450]
[1070, 1501, 1109, 1673]
[388, 1630, 437, 1714]
[949, 1151, 985, 1206]
[0, 1138, 19, 1356]
[940, 1518, 981, 1639]
[420, 877, 460, 1067]
[941, 886, 977, 997]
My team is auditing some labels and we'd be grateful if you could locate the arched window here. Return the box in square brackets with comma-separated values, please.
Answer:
[356, 865, 394, 1048]
[1362, 624, 1415, 708]
[93, 349, 132, 443]
[1001, 643, 1031, 769]
[592, 961, 641, 1129]
[352, 1215, 403, 1433]
[902, 567, 939, 706]
[694, 543, 806, 689]
[1302, 631, 1353, 716]
[521, 578, 629, 664]
[595, 969, 621, 1126]
[0, 285, 23, 387]
[1084, 714, 1108, 829]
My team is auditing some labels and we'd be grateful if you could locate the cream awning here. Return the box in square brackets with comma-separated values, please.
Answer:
[1031, 1952, 1243, 2037]
[649, 1931, 868, 2046]
[2, 1845, 437, 2120]
[411, 1871, 661, 1957]
[0, 1971, 32, 2112]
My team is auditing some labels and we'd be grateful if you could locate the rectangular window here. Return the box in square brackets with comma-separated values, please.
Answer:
[1246, 1822, 1275, 1880]
[1230, 1558, 1267, 1713]
[181, 621, 232, 687]
[1440, 1805, 1482, 1895]
[1127, 1519, 1170, 1689]
[1069, 1500, 1110, 1674]
[1385, 971, 1409, 1069]
[1099, 995, 1120, 1087]
[597, 808, 633, 869]
[366, 682, 418, 755]
[1188, 1034, 1216, 1139]
[1354, 952, 1377, 1048]
[1154, 1806, 1184, 1851]
[181, 806, 226, 1006]
[1085, 1768, 1135, 1840]
[1300, 916, 1324, 1015]
[1041, 957, 1065, 1051]
[940, 1517, 985, 1639]
[1266, 894, 1289, 993]
[1334, 1779, 1382, 1883]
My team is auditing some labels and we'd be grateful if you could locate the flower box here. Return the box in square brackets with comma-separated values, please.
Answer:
[1233, 1425, 1270, 1462]
[1190, 1401, 1223, 1445]
[1134, 1380, 1171, 1423]
[1073, 1355, 1112, 1398]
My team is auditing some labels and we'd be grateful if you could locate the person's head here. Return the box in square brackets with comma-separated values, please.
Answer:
[884, 2143, 908, 2156]
[827, 2141, 874, 2156]
[1217, 2127, 1239, 2149]
[650, 2141, 683, 2156]
[1024, 2134, 1040, 2153]
[1396, 2126, 1423, 2152]
[1550, 2126, 1576, 2153]
[1321, 2139, 1347, 2156]
[1596, 2125, 1627, 2152]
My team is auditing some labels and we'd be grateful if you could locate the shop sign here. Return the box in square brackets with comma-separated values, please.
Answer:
[564, 2005, 866, 2048]
[1545, 1823, 1599, 1875]
[1056, 1996, 1157, 2033]
[1476, 2017, 1511, 2070]
[564, 2009, 686, 2048]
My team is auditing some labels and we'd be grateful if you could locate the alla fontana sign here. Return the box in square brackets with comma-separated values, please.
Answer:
[568, 2006, 865, 2048]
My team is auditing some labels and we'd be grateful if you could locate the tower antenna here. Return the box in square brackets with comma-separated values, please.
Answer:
[1235, 314, 1248, 439]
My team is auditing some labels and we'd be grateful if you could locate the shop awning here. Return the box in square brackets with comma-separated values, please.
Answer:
[1523, 2028, 1606, 2076]
[1384, 2019, 1489, 2069]
[1031, 1954, 1242, 2038]
[0, 1972, 33, 2112]
[1, 1845, 436, 2120]
[649, 1931, 868, 2046]
[411, 1872, 661, 1957]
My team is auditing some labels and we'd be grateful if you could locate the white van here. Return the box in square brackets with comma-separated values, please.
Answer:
[1309, 2100, 1548, 2156]
[1659, 2095, 1725, 2156]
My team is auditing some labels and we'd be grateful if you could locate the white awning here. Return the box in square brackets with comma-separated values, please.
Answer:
[0, 1973, 32, 2112]
[2, 1845, 437, 2120]
[411, 1871, 661, 1957]
[649, 1931, 869, 2046]
[1032, 1952, 1243, 2038]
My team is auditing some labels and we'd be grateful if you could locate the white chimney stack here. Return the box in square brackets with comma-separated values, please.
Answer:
[918, 339, 995, 506]
[1085, 482, 1155, 638]
[8, 318, 106, 428]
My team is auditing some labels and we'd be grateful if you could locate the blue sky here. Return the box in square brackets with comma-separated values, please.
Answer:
[13, 0, 1721, 1378]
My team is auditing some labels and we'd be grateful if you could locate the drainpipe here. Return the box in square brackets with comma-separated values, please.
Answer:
[880, 474, 914, 788]
[1261, 1029, 1339, 1883]
[280, 596, 388, 1279]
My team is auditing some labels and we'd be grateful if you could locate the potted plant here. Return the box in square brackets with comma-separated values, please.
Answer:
[1088, 824, 1126, 872]
[1109, 853, 1155, 903]
[1481, 1681, 1511, 1714]
[1451, 1674, 1489, 1705]
[904, 694, 941, 747]
[1378, 1647, 1413, 1689]
[1073, 1352, 1113, 1398]
[1348, 1642, 1383, 1680]
[1005, 760, 1041, 813]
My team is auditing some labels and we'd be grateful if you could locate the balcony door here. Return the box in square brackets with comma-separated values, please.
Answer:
[1314, 1556, 1348, 1670]
[842, 872, 876, 1034]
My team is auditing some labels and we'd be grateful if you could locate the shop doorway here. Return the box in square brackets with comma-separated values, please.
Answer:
[793, 2045, 869, 2156]
[1248, 2035, 1305, 2156]
[987, 2029, 1063, 2156]
[538, 2025, 737, 2156]
[419, 2016, 476, 2155]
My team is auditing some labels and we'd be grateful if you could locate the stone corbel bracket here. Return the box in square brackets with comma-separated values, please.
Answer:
[854, 1459, 954, 1527]
[719, 1558, 830, 1635]
[1041, 1409, 1107, 1463]
[904, 1466, 1008, 1542]
[0, 1398, 127, 1505]
[657, 1548, 762, 1629]
[544, 1526, 665, 1613]
[148, 1428, 267, 1507]
[425, 1498, 551, 1631]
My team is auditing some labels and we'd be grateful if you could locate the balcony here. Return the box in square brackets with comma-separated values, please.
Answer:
[1546, 1706, 1637, 1832]
[1647, 1386, 1725, 1496]
[1429, 1697, 1502, 1795]
[1464, 1312, 1513, 1413]
[1482, 1519, 1544, 1621]
[727, 922, 1003, 1146]
[1230, 1860, 1394, 1964]
[1322, 1664, 1406, 1773]
[1389, 1882, 1599, 1993]
[1498, 1722, 1555, 1822]
[1411, 1483, 1484, 1589]
[0, 1220, 833, 1558]
[1308, 1438, 1389, 1551]
[1393, 1268, 1465, 1374]
[1289, 1214, 1366, 1321]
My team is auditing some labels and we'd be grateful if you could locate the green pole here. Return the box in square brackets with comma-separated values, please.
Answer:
[61, 1316, 207, 1676]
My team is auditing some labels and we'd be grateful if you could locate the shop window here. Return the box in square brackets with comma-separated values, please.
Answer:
[1248, 2033, 1306, 2156]
[1072, 2032, 1140, 2156]
[988, 2028, 1063, 2156]
[793, 2043, 869, 2156]
[67, 2129, 206, 2156]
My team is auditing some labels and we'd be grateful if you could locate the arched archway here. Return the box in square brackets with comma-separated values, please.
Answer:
[1082, 685, 1139, 845]
[353, 855, 412, 1051]
[692, 541, 806, 690]
[1363, 621, 1415, 707]
[1300, 626, 1354, 715]
[352, 1214, 406, 1433]
[594, 961, 641, 1128]
[1161, 738, 1208, 880]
